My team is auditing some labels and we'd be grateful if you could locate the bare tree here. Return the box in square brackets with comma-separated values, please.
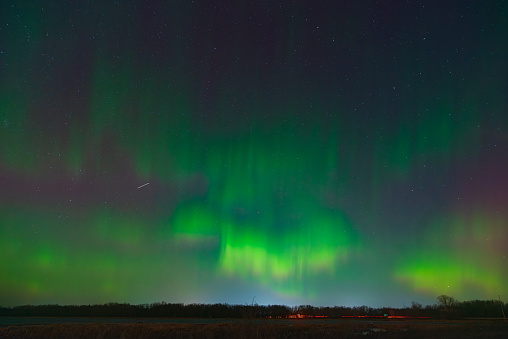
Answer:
[437, 295, 457, 310]
[411, 301, 423, 309]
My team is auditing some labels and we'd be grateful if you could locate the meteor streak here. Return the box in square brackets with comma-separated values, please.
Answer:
[137, 183, 150, 189]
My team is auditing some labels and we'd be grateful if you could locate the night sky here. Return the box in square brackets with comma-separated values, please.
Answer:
[1, 1, 507, 308]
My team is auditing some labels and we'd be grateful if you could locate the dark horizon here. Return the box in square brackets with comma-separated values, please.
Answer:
[2, 296, 507, 320]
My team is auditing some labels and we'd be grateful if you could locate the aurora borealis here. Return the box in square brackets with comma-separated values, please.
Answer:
[1, 1, 507, 308]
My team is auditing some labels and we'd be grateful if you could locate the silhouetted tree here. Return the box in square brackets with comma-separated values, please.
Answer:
[437, 295, 458, 309]
[411, 301, 423, 309]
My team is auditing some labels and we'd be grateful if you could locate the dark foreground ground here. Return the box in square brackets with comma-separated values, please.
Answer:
[0, 319, 507, 338]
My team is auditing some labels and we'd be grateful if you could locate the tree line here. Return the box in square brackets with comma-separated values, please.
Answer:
[0, 296, 506, 319]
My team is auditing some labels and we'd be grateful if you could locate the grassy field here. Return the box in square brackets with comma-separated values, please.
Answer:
[0, 319, 507, 338]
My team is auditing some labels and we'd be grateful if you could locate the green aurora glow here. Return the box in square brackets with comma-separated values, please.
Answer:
[1, 1, 507, 307]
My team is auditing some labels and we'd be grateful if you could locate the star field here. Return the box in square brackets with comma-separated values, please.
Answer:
[1, 1, 507, 308]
